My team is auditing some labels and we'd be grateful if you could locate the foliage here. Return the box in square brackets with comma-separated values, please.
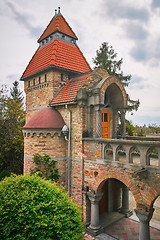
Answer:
[126, 120, 135, 136]
[30, 154, 60, 182]
[134, 123, 160, 136]
[0, 170, 10, 181]
[10, 80, 24, 102]
[92, 42, 140, 111]
[0, 82, 25, 174]
[0, 174, 84, 240]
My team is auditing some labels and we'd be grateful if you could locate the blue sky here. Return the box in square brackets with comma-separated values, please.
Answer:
[0, 0, 160, 126]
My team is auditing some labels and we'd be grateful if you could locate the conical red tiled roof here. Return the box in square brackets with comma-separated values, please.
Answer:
[38, 12, 78, 43]
[21, 38, 91, 79]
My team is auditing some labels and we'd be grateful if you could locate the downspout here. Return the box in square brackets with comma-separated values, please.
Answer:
[68, 109, 71, 197]
[65, 105, 72, 197]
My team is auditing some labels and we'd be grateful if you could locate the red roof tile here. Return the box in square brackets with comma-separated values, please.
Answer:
[21, 38, 91, 79]
[38, 13, 78, 43]
[50, 73, 92, 105]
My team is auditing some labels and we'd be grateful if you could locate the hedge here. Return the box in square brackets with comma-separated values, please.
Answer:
[0, 174, 84, 240]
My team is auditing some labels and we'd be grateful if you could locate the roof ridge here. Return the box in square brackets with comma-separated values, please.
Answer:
[76, 45, 92, 71]
[50, 38, 59, 65]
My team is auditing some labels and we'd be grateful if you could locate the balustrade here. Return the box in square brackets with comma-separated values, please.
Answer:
[83, 138, 160, 171]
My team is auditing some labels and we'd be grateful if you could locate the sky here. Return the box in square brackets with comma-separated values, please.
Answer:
[0, 0, 160, 126]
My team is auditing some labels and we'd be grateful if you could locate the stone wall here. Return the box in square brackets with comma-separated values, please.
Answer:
[23, 130, 67, 184]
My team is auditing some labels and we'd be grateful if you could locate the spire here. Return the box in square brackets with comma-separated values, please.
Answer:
[55, 9, 57, 17]
[58, 7, 61, 14]
[38, 9, 78, 43]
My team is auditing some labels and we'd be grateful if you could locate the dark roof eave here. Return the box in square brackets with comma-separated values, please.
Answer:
[49, 101, 77, 107]
[20, 66, 83, 81]
[37, 30, 78, 43]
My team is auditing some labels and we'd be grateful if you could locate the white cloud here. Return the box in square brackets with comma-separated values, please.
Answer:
[0, 0, 160, 126]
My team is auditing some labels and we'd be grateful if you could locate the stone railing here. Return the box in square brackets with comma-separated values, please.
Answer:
[83, 138, 160, 172]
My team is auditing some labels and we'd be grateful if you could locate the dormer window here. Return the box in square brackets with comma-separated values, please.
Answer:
[42, 41, 44, 46]
[39, 76, 41, 84]
[28, 80, 30, 88]
[33, 79, 35, 86]
[62, 34, 65, 40]
[46, 38, 48, 43]
[50, 36, 53, 41]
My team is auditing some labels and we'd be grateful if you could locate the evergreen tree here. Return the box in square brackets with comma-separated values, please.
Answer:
[10, 80, 24, 102]
[93, 42, 140, 111]
[0, 82, 25, 174]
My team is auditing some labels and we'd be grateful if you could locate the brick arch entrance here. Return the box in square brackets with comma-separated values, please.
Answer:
[98, 178, 133, 217]
[94, 170, 142, 207]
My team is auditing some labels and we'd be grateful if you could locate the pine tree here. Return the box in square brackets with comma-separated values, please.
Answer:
[0, 82, 25, 174]
[93, 42, 140, 111]
[10, 80, 24, 102]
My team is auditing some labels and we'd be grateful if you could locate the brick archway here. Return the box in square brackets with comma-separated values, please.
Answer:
[143, 183, 160, 209]
[89, 169, 142, 207]
[101, 76, 127, 108]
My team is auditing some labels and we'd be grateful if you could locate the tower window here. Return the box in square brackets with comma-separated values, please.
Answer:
[28, 80, 30, 88]
[61, 73, 63, 82]
[45, 74, 47, 82]
[39, 76, 41, 84]
[33, 79, 35, 86]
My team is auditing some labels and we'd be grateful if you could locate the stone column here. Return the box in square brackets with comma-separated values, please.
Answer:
[87, 106, 93, 137]
[135, 208, 154, 240]
[87, 192, 103, 236]
[112, 109, 118, 139]
[121, 186, 132, 217]
[120, 109, 126, 138]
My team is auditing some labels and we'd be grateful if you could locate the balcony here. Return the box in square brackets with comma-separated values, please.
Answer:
[83, 137, 160, 173]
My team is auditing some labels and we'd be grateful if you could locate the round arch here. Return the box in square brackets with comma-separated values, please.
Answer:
[89, 169, 142, 207]
[101, 76, 127, 108]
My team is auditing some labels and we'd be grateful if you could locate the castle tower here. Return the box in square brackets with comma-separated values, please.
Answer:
[21, 7, 91, 121]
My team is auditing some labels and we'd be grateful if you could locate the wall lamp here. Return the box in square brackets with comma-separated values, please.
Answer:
[62, 125, 69, 141]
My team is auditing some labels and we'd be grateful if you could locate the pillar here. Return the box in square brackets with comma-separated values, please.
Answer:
[121, 186, 132, 217]
[86, 192, 103, 236]
[135, 208, 154, 240]
[112, 109, 118, 139]
[120, 109, 126, 138]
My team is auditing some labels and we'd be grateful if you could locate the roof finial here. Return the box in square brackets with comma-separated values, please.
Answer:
[58, 7, 61, 14]
[55, 9, 57, 16]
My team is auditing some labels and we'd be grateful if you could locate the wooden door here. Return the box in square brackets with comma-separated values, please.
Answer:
[102, 110, 110, 138]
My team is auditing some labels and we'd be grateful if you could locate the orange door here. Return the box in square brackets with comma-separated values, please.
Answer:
[102, 110, 110, 138]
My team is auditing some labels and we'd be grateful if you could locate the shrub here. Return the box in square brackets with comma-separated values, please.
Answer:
[0, 170, 10, 181]
[30, 153, 60, 181]
[0, 174, 84, 240]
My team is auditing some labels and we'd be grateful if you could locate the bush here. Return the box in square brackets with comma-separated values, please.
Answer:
[0, 174, 84, 240]
[30, 153, 60, 181]
[0, 170, 10, 181]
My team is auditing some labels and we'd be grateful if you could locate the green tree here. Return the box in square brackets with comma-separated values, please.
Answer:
[93, 42, 140, 111]
[0, 82, 25, 174]
[0, 174, 84, 240]
[126, 120, 135, 136]
[10, 80, 24, 102]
